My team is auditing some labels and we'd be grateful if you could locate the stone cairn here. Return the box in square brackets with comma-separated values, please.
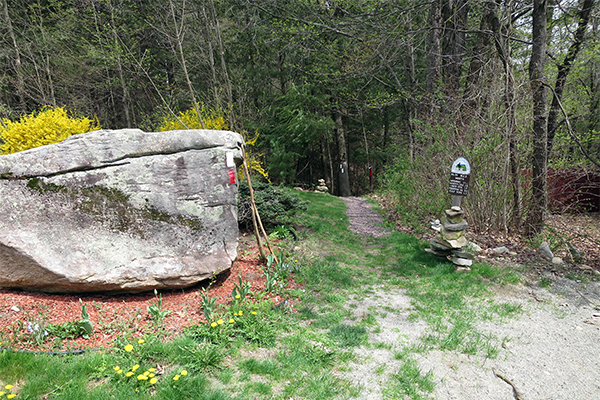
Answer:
[426, 206, 474, 271]
[315, 179, 329, 193]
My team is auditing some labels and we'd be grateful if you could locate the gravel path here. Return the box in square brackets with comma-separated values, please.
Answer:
[342, 197, 600, 400]
[343, 197, 391, 238]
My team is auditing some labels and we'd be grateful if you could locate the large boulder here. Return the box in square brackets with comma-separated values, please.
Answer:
[0, 129, 244, 293]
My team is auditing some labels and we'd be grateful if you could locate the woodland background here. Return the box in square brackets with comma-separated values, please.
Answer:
[1, 0, 599, 237]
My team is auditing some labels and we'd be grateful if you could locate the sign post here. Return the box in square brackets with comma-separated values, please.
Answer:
[448, 157, 470, 208]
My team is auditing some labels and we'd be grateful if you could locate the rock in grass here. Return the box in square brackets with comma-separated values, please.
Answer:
[539, 242, 554, 260]
[0, 129, 243, 293]
[552, 257, 564, 266]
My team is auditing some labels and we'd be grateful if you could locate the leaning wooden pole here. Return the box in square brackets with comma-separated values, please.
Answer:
[242, 145, 278, 263]
[241, 145, 265, 260]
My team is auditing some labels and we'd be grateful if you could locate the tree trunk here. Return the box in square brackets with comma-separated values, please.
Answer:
[110, 9, 132, 128]
[525, 0, 549, 237]
[2, 0, 27, 112]
[426, 0, 441, 95]
[491, 0, 523, 229]
[463, 1, 494, 121]
[546, 0, 594, 156]
[334, 110, 351, 197]
[209, 0, 235, 129]
[441, 0, 468, 112]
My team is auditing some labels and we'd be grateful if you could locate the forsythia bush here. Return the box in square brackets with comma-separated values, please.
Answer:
[159, 105, 270, 182]
[158, 104, 228, 131]
[0, 106, 100, 154]
[242, 131, 270, 182]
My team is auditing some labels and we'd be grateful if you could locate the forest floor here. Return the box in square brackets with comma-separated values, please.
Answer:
[344, 196, 600, 400]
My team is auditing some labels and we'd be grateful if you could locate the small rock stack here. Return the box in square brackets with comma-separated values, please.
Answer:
[315, 179, 329, 193]
[426, 206, 474, 271]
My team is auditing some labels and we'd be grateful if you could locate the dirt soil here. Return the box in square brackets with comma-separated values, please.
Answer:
[343, 196, 600, 400]
[0, 243, 272, 351]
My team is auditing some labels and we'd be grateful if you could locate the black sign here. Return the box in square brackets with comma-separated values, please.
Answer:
[448, 172, 470, 196]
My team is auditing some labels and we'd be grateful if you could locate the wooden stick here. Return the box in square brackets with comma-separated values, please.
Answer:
[241, 145, 278, 263]
[241, 145, 265, 260]
[493, 369, 524, 400]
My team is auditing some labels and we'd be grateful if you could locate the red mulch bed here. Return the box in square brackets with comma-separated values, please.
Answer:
[0, 241, 275, 352]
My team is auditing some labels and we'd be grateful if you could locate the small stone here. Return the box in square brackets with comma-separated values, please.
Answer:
[448, 255, 473, 266]
[425, 248, 452, 257]
[539, 242, 554, 260]
[451, 206, 462, 211]
[552, 257, 564, 265]
[455, 266, 471, 273]
[442, 218, 468, 232]
[445, 208, 464, 218]
[467, 242, 482, 253]
[430, 237, 453, 251]
[10, 305, 20, 312]
[453, 251, 474, 260]
[440, 228, 465, 241]
[430, 219, 441, 232]
[446, 236, 468, 249]
[491, 246, 510, 254]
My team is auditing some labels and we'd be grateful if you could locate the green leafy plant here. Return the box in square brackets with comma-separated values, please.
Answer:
[44, 299, 93, 341]
[238, 182, 308, 230]
[263, 254, 278, 293]
[231, 273, 252, 303]
[200, 287, 217, 321]
[147, 290, 172, 324]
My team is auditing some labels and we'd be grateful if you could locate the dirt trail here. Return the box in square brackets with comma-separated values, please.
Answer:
[342, 197, 600, 400]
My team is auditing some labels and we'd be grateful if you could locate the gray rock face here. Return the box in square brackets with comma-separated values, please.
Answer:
[0, 129, 244, 293]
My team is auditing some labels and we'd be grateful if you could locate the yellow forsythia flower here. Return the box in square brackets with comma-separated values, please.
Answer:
[0, 106, 100, 154]
[158, 104, 228, 131]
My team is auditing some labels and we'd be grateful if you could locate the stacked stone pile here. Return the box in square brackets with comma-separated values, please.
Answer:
[315, 179, 329, 193]
[426, 206, 474, 271]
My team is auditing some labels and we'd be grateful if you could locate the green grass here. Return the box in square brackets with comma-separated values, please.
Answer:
[0, 191, 526, 399]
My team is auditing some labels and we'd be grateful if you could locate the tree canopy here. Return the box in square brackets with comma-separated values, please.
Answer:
[1, 0, 598, 235]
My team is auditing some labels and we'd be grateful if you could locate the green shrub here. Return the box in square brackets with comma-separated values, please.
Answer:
[238, 182, 308, 230]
